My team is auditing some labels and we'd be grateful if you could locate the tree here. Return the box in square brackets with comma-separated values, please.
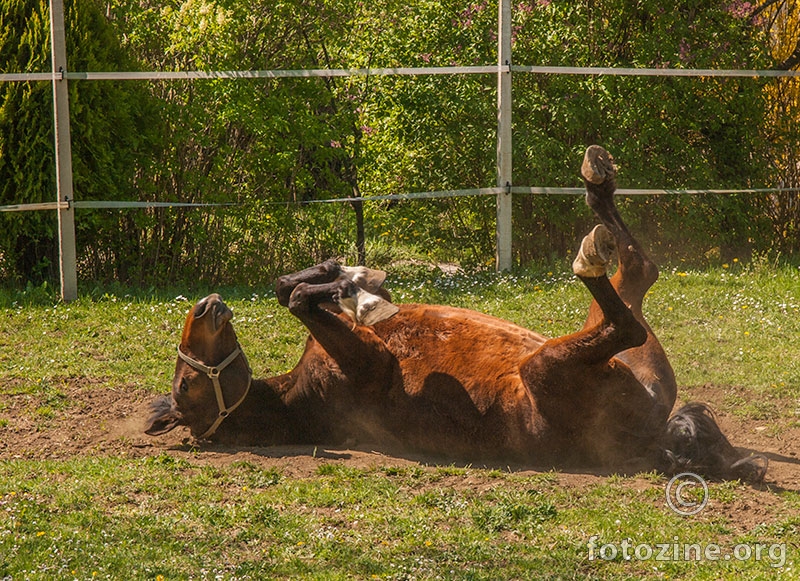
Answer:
[7, 0, 775, 288]
[0, 0, 159, 285]
[755, 0, 800, 254]
[0, 0, 57, 282]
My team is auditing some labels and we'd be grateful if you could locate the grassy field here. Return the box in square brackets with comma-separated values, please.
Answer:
[1, 263, 799, 579]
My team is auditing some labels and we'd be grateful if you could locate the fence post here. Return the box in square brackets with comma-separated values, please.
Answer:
[50, 0, 78, 301]
[496, 0, 513, 271]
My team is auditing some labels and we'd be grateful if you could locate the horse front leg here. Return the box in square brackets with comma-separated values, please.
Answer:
[521, 224, 663, 466]
[276, 260, 393, 309]
[276, 259, 342, 307]
[286, 278, 396, 380]
[570, 224, 649, 364]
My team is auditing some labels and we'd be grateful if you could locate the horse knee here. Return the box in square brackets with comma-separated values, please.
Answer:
[276, 260, 342, 306]
[287, 278, 358, 318]
[287, 282, 313, 315]
[276, 276, 295, 307]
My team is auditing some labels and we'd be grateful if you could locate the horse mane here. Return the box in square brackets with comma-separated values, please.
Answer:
[659, 402, 768, 483]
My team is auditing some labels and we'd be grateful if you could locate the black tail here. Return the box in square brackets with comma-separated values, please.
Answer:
[659, 403, 768, 483]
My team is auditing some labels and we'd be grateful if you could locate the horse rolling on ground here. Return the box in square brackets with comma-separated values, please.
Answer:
[146, 145, 767, 482]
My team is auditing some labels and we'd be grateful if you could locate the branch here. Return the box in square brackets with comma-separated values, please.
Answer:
[752, 0, 785, 18]
[776, 41, 800, 70]
[753, 0, 800, 70]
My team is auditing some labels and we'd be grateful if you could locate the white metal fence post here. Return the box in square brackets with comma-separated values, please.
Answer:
[50, 0, 78, 301]
[496, 0, 513, 271]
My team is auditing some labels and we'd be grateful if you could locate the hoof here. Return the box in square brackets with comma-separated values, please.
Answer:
[340, 265, 388, 294]
[572, 224, 616, 277]
[581, 145, 616, 185]
[338, 287, 399, 327]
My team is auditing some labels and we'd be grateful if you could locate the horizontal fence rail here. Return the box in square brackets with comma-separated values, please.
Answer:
[4, 187, 800, 213]
[3, 65, 800, 84]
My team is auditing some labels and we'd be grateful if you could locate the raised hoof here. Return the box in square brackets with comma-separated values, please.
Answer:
[338, 287, 399, 326]
[572, 224, 616, 278]
[581, 145, 617, 185]
[340, 265, 388, 294]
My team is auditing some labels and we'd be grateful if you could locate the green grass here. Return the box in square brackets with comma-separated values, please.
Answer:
[1, 264, 800, 579]
[0, 458, 796, 579]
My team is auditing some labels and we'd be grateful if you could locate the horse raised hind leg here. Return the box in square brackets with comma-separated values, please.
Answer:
[578, 147, 766, 481]
[522, 145, 765, 479]
[579, 146, 677, 424]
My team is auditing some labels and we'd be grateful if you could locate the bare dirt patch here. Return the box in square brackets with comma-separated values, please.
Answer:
[1, 380, 797, 534]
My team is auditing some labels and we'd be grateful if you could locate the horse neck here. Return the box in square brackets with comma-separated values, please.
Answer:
[213, 375, 298, 445]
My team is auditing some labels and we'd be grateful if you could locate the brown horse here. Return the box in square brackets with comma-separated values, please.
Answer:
[146, 146, 766, 481]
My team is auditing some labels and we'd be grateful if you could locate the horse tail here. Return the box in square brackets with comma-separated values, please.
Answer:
[659, 402, 768, 483]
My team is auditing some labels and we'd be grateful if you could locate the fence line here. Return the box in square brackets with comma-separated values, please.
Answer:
[5, 187, 800, 214]
[3, 0, 798, 299]
[512, 65, 800, 77]
[4, 64, 800, 84]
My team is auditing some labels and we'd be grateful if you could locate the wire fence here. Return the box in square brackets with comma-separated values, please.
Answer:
[3, 66, 799, 215]
[2, 0, 799, 298]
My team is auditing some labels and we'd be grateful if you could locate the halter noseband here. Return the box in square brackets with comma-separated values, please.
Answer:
[177, 343, 252, 440]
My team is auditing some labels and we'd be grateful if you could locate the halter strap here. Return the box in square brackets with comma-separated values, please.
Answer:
[177, 344, 252, 440]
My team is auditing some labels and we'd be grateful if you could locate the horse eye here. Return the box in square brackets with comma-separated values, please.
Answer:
[180, 378, 189, 393]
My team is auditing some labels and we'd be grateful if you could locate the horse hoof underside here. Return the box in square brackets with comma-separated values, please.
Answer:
[338, 287, 400, 326]
[572, 223, 616, 277]
[581, 144, 617, 185]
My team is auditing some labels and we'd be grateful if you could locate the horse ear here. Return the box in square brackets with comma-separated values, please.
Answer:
[144, 396, 185, 435]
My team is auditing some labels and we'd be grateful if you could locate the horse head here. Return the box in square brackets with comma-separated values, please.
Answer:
[145, 294, 252, 440]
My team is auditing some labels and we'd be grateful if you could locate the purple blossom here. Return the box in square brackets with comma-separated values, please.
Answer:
[726, 0, 752, 18]
[679, 39, 691, 63]
[516, 0, 549, 13]
[456, 2, 487, 28]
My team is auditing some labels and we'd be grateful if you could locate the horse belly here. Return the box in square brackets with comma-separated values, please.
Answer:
[375, 307, 550, 458]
